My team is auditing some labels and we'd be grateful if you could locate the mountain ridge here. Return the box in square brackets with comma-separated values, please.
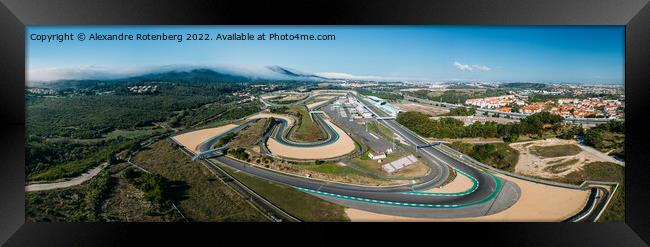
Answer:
[29, 65, 339, 88]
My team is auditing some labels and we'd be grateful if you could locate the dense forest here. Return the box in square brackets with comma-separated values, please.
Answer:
[443, 107, 476, 116]
[26, 80, 273, 181]
[526, 92, 620, 102]
[449, 142, 519, 172]
[407, 89, 507, 104]
[396, 111, 564, 141]
[27, 82, 250, 138]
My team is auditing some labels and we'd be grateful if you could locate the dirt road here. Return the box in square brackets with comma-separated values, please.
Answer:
[25, 163, 108, 192]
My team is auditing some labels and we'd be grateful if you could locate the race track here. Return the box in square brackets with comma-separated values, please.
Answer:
[189, 93, 522, 218]
[175, 92, 602, 219]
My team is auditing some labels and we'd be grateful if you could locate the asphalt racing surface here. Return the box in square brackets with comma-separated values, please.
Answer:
[190, 93, 526, 218]
[269, 113, 340, 147]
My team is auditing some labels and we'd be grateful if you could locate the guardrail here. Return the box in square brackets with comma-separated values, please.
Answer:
[592, 182, 620, 221]
[564, 187, 599, 222]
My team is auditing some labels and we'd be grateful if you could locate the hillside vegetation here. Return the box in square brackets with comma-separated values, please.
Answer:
[448, 142, 519, 172]
[396, 111, 563, 141]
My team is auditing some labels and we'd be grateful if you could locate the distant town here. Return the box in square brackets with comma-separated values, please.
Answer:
[27, 80, 624, 122]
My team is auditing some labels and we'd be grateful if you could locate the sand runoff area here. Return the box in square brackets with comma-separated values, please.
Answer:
[307, 96, 336, 110]
[247, 113, 295, 126]
[171, 112, 355, 160]
[345, 173, 589, 222]
[267, 120, 356, 160]
[171, 124, 238, 153]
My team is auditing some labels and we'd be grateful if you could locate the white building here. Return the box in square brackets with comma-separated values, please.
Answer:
[366, 96, 401, 117]
[368, 152, 387, 160]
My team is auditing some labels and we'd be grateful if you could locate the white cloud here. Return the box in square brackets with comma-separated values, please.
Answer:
[453, 61, 473, 71]
[315, 72, 422, 82]
[28, 64, 425, 84]
[28, 65, 150, 82]
[472, 64, 491, 72]
[453, 61, 491, 72]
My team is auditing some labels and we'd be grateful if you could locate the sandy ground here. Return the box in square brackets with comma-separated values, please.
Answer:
[26, 163, 108, 192]
[267, 120, 356, 160]
[345, 173, 590, 222]
[577, 143, 624, 166]
[510, 138, 620, 178]
[247, 113, 295, 126]
[306, 96, 336, 110]
[393, 102, 449, 116]
[423, 171, 474, 193]
[170, 124, 238, 153]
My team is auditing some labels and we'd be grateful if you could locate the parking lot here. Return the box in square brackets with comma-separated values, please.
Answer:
[323, 100, 399, 154]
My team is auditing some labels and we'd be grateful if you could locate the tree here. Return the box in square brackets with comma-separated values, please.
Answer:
[129, 142, 142, 153]
[106, 153, 117, 165]
[503, 134, 518, 143]
[584, 129, 604, 148]
[444, 107, 476, 116]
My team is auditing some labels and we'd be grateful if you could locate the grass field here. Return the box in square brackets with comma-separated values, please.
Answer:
[132, 140, 267, 221]
[367, 121, 394, 139]
[543, 158, 580, 174]
[229, 119, 268, 149]
[287, 105, 327, 142]
[220, 165, 350, 222]
[301, 162, 364, 177]
[529, 144, 582, 158]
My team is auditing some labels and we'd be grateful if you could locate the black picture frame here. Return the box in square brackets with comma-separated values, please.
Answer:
[1, 0, 649, 246]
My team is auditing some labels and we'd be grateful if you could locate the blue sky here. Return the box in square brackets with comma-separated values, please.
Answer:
[27, 26, 624, 84]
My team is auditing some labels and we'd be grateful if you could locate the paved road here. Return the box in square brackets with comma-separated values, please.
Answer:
[269, 113, 339, 147]
[191, 94, 517, 218]
[576, 143, 624, 166]
[186, 92, 603, 219]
